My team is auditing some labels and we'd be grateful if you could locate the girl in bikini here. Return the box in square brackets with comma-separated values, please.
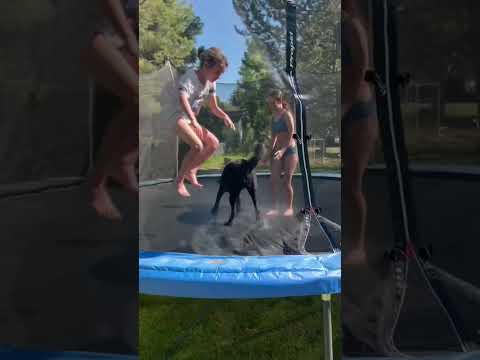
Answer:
[266, 89, 298, 217]
[342, 0, 379, 264]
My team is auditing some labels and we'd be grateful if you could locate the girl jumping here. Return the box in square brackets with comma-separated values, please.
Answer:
[175, 47, 235, 197]
[86, 0, 139, 220]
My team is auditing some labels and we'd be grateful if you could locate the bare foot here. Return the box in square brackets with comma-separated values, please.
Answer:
[283, 208, 294, 216]
[92, 185, 122, 220]
[344, 248, 367, 266]
[184, 171, 203, 189]
[111, 165, 138, 194]
[176, 179, 190, 198]
[265, 209, 279, 216]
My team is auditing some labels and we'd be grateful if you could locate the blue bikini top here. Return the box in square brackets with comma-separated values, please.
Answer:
[271, 113, 289, 135]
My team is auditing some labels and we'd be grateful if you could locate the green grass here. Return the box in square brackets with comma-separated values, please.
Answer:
[201, 153, 341, 173]
[140, 295, 341, 360]
[202, 154, 250, 171]
[405, 128, 480, 165]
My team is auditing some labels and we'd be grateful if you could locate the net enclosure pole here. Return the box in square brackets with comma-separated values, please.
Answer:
[322, 294, 333, 360]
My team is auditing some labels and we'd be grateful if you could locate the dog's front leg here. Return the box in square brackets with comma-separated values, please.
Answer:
[225, 192, 239, 226]
[236, 196, 241, 213]
[211, 184, 225, 216]
[246, 186, 260, 221]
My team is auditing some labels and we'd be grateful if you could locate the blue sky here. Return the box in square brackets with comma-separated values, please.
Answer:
[182, 0, 246, 84]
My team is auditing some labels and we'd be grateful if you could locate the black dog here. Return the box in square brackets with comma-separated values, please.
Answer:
[211, 144, 267, 226]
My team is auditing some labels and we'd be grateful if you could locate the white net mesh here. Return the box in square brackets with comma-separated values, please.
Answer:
[139, 61, 179, 183]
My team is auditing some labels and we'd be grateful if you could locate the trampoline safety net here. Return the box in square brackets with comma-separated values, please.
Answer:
[342, 0, 480, 357]
[140, 61, 179, 183]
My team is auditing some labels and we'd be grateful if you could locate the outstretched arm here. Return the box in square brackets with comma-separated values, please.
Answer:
[208, 95, 235, 130]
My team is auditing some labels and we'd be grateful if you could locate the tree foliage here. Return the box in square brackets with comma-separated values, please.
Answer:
[139, 0, 202, 73]
[396, 1, 480, 100]
[232, 0, 340, 137]
[231, 39, 277, 152]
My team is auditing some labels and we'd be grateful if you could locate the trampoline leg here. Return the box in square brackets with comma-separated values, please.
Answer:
[322, 294, 333, 360]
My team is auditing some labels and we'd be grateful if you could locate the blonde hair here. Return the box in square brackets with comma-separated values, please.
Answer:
[198, 47, 229, 69]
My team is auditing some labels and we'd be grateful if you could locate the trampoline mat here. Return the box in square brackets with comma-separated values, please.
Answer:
[0, 185, 137, 353]
[140, 175, 340, 255]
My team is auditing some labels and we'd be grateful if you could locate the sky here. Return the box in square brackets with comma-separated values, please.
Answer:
[182, 0, 247, 84]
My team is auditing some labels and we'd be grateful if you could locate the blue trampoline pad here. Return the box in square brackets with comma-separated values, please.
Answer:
[139, 251, 341, 299]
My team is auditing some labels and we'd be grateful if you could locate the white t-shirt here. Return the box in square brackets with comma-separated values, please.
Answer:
[177, 68, 216, 122]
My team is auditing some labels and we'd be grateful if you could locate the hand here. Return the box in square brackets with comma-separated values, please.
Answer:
[223, 115, 235, 130]
[273, 149, 285, 160]
[191, 120, 202, 131]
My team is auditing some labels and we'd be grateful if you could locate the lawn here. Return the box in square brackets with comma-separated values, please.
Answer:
[406, 129, 480, 165]
[201, 153, 341, 173]
[140, 294, 341, 360]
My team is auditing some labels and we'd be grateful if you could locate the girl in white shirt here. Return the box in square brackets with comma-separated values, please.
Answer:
[175, 47, 235, 197]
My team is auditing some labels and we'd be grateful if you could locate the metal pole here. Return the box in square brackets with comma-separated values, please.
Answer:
[87, 78, 95, 173]
[415, 84, 419, 135]
[322, 294, 333, 360]
[322, 138, 326, 164]
[437, 83, 441, 137]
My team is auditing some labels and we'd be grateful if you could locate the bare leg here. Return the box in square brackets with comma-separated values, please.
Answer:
[266, 157, 282, 216]
[176, 120, 204, 197]
[85, 34, 138, 220]
[342, 116, 378, 265]
[186, 128, 219, 188]
[85, 34, 137, 101]
[90, 104, 139, 219]
[110, 103, 139, 194]
[282, 152, 298, 216]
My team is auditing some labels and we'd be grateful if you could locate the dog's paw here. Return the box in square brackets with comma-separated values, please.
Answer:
[224, 221, 233, 227]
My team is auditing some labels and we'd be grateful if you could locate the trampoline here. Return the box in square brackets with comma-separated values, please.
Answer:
[140, 173, 341, 298]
